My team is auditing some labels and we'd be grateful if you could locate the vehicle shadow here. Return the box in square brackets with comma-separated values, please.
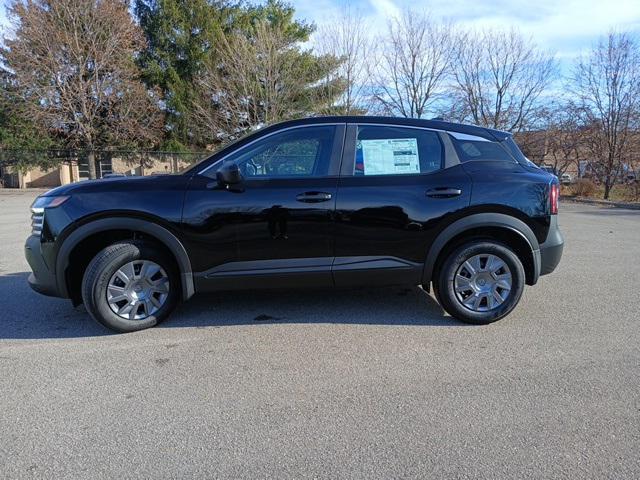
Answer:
[0, 272, 109, 340]
[0, 272, 469, 340]
[167, 286, 463, 329]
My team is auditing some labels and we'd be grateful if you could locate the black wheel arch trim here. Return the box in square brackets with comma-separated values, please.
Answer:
[422, 212, 541, 286]
[55, 217, 195, 301]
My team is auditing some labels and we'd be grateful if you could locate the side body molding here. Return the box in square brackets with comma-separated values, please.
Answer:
[56, 217, 195, 300]
[422, 213, 542, 286]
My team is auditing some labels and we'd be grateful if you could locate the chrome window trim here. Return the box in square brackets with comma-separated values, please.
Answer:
[353, 122, 490, 143]
[198, 123, 345, 176]
[198, 120, 494, 176]
[354, 122, 445, 134]
[448, 131, 491, 142]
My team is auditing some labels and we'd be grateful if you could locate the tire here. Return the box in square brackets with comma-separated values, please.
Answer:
[435, 240, 525, 325]
[81, 241, 179, 333]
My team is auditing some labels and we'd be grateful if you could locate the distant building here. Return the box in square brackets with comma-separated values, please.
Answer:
[0, 153, 201, 188]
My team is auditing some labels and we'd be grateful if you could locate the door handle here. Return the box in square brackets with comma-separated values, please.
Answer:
[426, 187, 462, 198]
[296, 192, 332, 203]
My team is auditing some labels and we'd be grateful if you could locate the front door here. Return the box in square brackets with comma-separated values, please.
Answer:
[185, 124, 344, 290]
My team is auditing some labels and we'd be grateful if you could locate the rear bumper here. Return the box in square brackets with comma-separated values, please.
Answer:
[539, 216, 564, 276]
[25, 235, 63, 297]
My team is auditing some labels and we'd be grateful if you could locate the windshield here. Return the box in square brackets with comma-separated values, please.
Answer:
[180, 130, 263, 175]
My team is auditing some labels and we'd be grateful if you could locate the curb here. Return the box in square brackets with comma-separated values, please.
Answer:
[0, 188, 50, 195]
[561, 196, 640, 210]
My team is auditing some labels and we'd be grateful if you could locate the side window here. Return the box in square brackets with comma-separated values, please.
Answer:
[224, 126, 336, 179]
[452, 137, 516, 163]
[354, 126, 443, 176]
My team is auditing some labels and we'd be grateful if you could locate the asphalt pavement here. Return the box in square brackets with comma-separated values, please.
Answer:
[0, 190, 638, 479]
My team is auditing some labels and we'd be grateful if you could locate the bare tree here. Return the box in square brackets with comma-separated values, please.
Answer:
[369, 10, 454, 118]
[1, 0, 162, 179]
[314, 4, 370, 114]
[449, 29, 556, 133]
[519, 101, 588, 176]
[192, 20, 344, 144]
[570, 32, 640, 199]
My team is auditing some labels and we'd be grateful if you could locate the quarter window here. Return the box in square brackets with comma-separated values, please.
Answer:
[354, 126, 443, 176]
[452, 137, 516, 163]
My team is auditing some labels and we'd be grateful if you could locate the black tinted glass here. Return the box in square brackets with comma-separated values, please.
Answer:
[221, 126, 336, 178]
[452, 137, 516, 163]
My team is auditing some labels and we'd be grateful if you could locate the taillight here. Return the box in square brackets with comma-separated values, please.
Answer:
[550, 183, 559, 215]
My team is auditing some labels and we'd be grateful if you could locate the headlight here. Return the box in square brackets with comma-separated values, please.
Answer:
[30, 195, 70, 236]
[31, 195, 70, 212]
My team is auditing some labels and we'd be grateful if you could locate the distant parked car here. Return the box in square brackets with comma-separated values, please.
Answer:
[560, 173, 572, 185]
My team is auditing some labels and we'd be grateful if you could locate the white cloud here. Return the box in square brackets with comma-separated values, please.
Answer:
[303, 0, 640, 61]
[448, 0, 640, 53]
[0, 1, 9, 31]
[368, 0, 401, 20]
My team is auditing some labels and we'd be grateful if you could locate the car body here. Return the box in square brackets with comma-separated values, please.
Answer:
[25, 116, 564, 332]
[560, 173, 572, 185]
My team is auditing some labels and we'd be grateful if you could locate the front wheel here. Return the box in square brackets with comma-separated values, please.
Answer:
[435, 241, 525, 325]
[81, 241, 179, 333]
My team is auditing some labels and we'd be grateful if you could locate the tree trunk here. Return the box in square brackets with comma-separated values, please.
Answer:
[603, 179, 612, 200]
[87, 151, 98, 179]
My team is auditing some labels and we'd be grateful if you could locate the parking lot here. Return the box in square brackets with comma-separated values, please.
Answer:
[0, 189, 638, 478]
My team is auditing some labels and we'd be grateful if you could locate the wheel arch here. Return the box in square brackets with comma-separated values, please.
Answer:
[56, 217, 195, 302]
[423, 213, 541, 287]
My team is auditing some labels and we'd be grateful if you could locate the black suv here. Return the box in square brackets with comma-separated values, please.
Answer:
[25, 116, 564, 332]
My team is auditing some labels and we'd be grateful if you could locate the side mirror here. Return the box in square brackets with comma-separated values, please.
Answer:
[216, 162, 243, 186]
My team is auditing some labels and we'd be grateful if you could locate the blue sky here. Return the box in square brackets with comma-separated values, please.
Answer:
[2, 0, 639, 63]
[294, 0, 640, 60]
[293, 0, 640, 82]
[0, 0, 8, 29]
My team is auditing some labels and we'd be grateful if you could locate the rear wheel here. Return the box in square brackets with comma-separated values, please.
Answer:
[435, 240, 525, 325]
[81, 241, 179, 332]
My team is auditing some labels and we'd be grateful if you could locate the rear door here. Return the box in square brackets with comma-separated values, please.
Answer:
[333, 123, 472, 286]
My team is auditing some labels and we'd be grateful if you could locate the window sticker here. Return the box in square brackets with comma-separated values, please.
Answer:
[359, 138, 420, 175]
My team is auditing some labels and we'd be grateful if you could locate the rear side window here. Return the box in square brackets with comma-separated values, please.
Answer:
[354, 126, 443, 176]
[452, 137, 516, 163]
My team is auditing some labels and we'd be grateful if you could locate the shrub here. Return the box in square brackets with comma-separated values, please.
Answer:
[572, 178, 598, 197]
[622, 182, 640, 202]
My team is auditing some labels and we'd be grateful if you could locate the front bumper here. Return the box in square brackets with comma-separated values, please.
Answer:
[539, 215, 564, 276]
[25, 235, 62, 297]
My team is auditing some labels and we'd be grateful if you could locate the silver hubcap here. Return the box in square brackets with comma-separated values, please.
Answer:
[107, 260, 170, 320]
[454, 254, 512, 312]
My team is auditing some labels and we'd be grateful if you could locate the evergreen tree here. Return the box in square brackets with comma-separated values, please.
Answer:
[134, 0, 233, 150]
[135, 0, 341, 149]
